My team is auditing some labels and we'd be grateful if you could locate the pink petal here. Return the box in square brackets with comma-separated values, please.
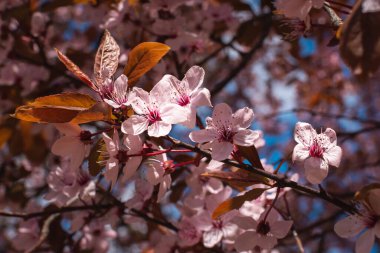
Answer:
[211, 141, 234, 161]
[151, 74, 178, 103]
[234, 231, 258, 252]
[233, 129, 259, 146]
[102, 132, 118, 156]
[51, 136, 78, 157]
[160, 103, 188, 124]
[104, 159, 119, 188]
[232, 107, 254, 129]
[203, 228, 223, 248]
[334, 215, 365, 238]
[183, 65, 205, 91]
[271, 220, 293, 239]
[356, 229, 375, 253]
[292, 143, 310, 162]
[129, 87, 149, 114]
[232, 216, 258, 230]
[157, 175, 171, 202]
[54, 123, 81, 136]
[122, 157, 142, 181]
[123, 134, 143, 153]
[189, 129, 218, 143]
[323, 127, 338, 146]
[212, 103, 233, 128]
[294, 122, 316, 147]
[103, 99, 121, 108]
[147, 121, 172, 137]
[375, 221, 380, 238]
[191, 88, 212, 107]
[323, 146, 342, 168]
[304, 157, 328, 184]
[145, 162, 164, 185]
[257, 234, 277, 250]
[121, 115, 148, 135]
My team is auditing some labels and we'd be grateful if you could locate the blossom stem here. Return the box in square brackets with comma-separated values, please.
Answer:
[173, 160, 195, 168]
[263, 187, 281, 223]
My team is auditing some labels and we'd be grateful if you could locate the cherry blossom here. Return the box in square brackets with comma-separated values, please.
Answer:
[177, 215, 203, 247]
[45, 165, 95, 206]
[102, 129, 143, 188]
[194, 187, 239, 248]
[144, 152, 173, 202]
[51, 123, 92, 169]
[189, 103, 260, 161]
[121, 85, 188, 137]
[292, 122, 342, 184]
[80, 221, 117, 253]
[234, 209, 293, 252]
[334, 189, 380, 253]
[154, 65, 212, 128]
[101, 74, 130, 108]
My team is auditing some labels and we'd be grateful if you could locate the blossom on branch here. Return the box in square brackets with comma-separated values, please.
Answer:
[189, 103, 260, 161]
[292, 122, 342, 184]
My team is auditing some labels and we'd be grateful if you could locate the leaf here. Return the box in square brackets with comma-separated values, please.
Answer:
[123, 42, 170, 86]
[339, 0, 380, 79]
[237, 145, 264, 169]
[55, 48, 96, 90]
[212, 188, 267, 219]
[88, 138, 106, 176]
[0, 128, 12, 148]
[70, 101, 112, 124]
[94, 30, 120, 84]
[12, 93, 102, 123]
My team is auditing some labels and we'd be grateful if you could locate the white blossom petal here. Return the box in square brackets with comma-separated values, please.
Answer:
[232, 107, 254, 129]
[233, 129, 259, 146]
[323, 146, 342, 168]
[271, 220, 293, 239]
[294, 122, 316, 147]
[304, 157, 329, 184]
[147, 121, 171, 137]
[334, 215, 365, 238]
[121, 115, 149, 135]
[203, 228, 223, 248]
[211, 141, 234, 161]
[292, 143, 310, 162]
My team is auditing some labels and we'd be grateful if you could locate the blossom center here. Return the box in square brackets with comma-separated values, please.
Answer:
[212, 219, 223, 229]
[217, 126, 235, 143]
[177, 94, 190, 106]
[256, 220, 270, 235]
[147, 109, 161, 124]
[309, 141, 324, 158]
[363, 213, 379, 228]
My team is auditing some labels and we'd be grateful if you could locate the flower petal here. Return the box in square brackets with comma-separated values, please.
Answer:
[184, 65, 205, 91]
[304, 157, 329, 184]
[147, 121, 171, 137]
[257, 235, 277, 250]
[323, 146, 342, 168]
[102, 132, 118, 156]
[104, 159, 119, 188]
[54, 123, 81, 136]
[271, 220, 293, 239]
[294, 122, 316, 147]
[51, 136, 78, 157]
[334, 215, 365, 238]
[129, 87, 150, 114]
[356, 229, 375, 253]
[292, 143, 310, 162]
[191, 87, 212, 107]
[203, 228, 223, 248]
[234, 231, 258, 252]
[211, 141, 234, 161]
[212, 103, 233, 129]
[121, 115, 148, 135]
[233, 129, 259, 146]
[189, 129, 218, 143]
[232, 107, 254, 129]
[160, 104, 188, 124]
[157, 175, 172, 202]
[122, 157, 142, 181]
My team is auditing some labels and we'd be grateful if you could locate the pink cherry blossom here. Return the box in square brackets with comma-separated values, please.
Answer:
[121, 85, 188, 137]
[334, 189, 380, 253]
[102, 129, 143, 188]
[45, 165, 95, 207]
[189, 103, 260, 161]
[192, 186, 239, 248]
[154, 65, 212, 128]
[144, 151, 173, 202]
[80, 220, 117, 253]
[177, 215, 203, 247]
[234, 209, 293, 252]
[292, 122, 342, 184]
[101, 74, 130, 108]
[51, 123, 92, 169]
